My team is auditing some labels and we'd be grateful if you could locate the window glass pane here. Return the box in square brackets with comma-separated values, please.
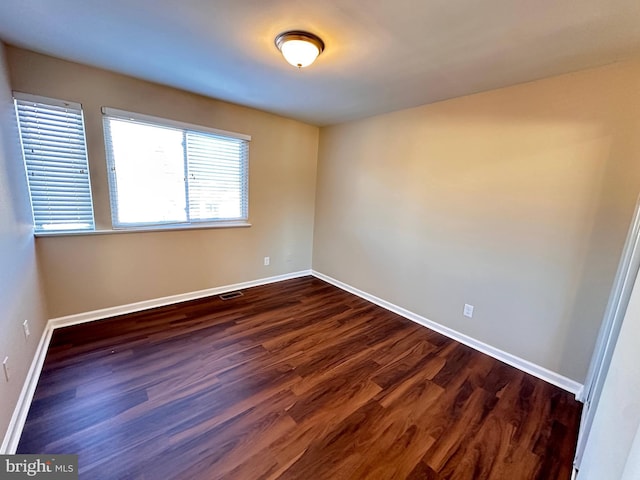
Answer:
[107, 119, 186, 225]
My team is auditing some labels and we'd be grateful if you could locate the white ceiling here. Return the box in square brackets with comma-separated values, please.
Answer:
[0, 0, 639, 126]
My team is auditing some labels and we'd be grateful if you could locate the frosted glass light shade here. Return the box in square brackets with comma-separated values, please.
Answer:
[281, 39, 320, 68]
[275, 31, 324, 68]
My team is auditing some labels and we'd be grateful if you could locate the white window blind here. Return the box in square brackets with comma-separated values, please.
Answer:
[102, 108, 250, 229]
[14, 93, 95, 232]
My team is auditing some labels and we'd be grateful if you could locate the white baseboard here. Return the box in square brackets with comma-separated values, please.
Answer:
[0, 324, 53, 454]
[49, 270, 312, 329]
[0, 269, 312, 454]
[2, 268, 582, 453]
[311, 270, 584, 397]
[575, 385, 586, 403]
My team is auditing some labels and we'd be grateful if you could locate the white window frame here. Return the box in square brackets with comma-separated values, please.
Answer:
[14, 92, 95, 233]
[102, 107, 251, 230]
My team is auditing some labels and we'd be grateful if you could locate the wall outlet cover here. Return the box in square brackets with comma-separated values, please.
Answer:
[23, 319, 30, 338]
[2, 357, 9, 382]
[464, 304, 474, 318]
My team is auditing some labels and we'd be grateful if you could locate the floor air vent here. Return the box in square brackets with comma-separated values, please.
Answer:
[219, 291, 244, 300]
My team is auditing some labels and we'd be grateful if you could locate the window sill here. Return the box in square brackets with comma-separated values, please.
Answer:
[34, 221, 252, 238]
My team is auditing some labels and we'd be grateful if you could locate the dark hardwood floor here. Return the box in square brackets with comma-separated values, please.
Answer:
[18, 276, 581, 479]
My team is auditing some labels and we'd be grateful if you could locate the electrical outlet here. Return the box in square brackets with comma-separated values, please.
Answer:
[23, 319, 30, 339]
[264, 256, 270, 266]
[2, 357, 9, 382]
[463, 304, 474, 318]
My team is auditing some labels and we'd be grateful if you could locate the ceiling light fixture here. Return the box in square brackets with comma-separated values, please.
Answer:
[275, 30, 324, 68]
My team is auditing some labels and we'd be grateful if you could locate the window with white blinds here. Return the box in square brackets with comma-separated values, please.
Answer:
[102, 108, 250, 229]
[14, 93, 95, 232]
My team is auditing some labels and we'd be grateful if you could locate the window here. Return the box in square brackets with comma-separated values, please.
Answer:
[102, 108, 250, 229]
[14, 93, 95, 232]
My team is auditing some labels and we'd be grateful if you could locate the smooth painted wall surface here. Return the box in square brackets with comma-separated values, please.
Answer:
[622, 424, 640, 480]
[0, 44, 48, 445]
[6, 47, 319, 318]
[313, 60, 640, 382]
[578, 270, 640, 480]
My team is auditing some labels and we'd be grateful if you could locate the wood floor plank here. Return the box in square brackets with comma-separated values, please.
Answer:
[17, 276, 581, 479]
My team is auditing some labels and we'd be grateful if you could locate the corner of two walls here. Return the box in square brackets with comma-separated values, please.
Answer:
[5, 45, 639, 418]
[312, 59, 640, 383]
[0, 43, 49, 445]
[5, 46, 319, 319]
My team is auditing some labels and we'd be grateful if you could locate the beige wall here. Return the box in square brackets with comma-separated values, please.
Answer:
[6, 47, 319, 318]
[0, 44, 48, 445]
[313, 59, 640, 382]
[6, 45, 640, 387]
